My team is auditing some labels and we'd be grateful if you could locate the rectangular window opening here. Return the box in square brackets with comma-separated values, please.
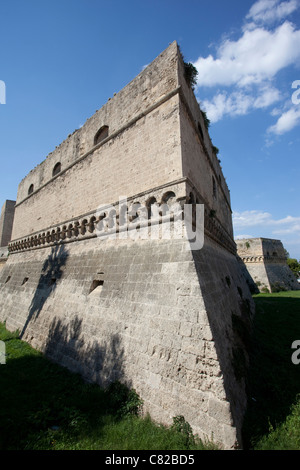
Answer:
[89, 279, 104, 294]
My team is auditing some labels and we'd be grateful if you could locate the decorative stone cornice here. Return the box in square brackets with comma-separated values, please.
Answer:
[238, 255, 287, 264]
[8, 179, 236, 255]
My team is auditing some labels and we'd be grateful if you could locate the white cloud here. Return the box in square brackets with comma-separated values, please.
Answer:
[267, 106, 300, 134]
[233, 210, 274, 228]
[193, 0, 300, 127]
[202, 86, 281, 123]
[233, 210, 300, 228]
[194, 21, 300, 88]
[246, 0, 299, 25]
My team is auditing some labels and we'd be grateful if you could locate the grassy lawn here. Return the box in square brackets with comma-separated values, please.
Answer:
[0, 323, 215, 450]
[243, 290, 300, 449]
[0, 290, 299, 450]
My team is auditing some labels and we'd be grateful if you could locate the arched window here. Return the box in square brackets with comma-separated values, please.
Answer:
[146, 196, 157, 219]
[161, 191, 176, 204]
[94, 125, 109, 145]
[52, 162, 61, 177]
[28, 184, 34, 195]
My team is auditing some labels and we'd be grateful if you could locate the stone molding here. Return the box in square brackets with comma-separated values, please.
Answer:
[9, 178, 236, 255]
[239, 255, 287, 264]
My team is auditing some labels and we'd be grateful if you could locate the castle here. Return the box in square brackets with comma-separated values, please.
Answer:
[0, 42, 256, 449]
[236, 237, 300, 293]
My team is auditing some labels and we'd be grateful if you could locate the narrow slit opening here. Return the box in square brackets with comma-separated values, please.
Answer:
[89, 279, 104, 294]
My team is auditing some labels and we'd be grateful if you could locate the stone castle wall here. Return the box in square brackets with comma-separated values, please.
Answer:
[0, 42, 255, 449]
[236, 238, 300, 292]
[0, 200, 15, 247]
[0, 229, 253, 449]
[11, 41, 231, 243]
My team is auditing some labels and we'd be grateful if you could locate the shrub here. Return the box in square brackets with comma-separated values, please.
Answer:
[106, 381, 143, 418]
[171, 415, 195, 449]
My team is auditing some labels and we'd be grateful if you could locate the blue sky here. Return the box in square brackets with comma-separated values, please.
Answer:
[0, 0, 299, 258]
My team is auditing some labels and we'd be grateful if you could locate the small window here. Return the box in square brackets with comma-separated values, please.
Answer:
[52, 162, 61, 177]
[28, 184, 34, 195]
[22, 277, 29, 285]
[94, 125, 109, 145]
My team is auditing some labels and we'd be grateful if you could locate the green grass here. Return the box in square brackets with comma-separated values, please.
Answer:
[0, 322, 215, 450]
[1, 290, 299, 450]
[243, 290, 300, 449]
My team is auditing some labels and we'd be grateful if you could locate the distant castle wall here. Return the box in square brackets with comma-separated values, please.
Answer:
[236, 238, 300, 293]
[0, 200, 15, 247]
[0, 200, 15, 271]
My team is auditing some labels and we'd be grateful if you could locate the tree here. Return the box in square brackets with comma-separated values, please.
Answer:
[287, 258, 300, 278]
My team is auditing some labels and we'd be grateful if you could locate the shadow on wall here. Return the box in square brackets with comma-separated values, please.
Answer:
[20, 244, 69, 340]
[44, 315, 127, 388]
[19, 243, 127, 389]
[237, 256, 260, 294]
[191, 243, 255, 448]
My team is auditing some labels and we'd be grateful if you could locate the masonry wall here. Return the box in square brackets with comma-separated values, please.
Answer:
[0, 247, 8, 272]
[0, 200, 15, 247]
[236, 238, 300, 292]
[177, 55, 233, 236]
[12, 94, 182, 240]
[0, 42, 256, 449]
[12, 42, 182, 240]
[0, 231, 254, 448]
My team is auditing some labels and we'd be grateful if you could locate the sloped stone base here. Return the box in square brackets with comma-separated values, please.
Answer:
[0, 235, 254, 448]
